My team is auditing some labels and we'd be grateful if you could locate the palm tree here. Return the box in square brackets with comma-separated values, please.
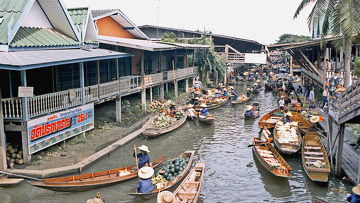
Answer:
[294, 0, 360, 88]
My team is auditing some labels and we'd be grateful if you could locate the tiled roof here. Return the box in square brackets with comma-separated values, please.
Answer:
[91, 9, 117, 19]
[68, 7, 88, 33]
[0, 0, 29, 45]
[10, 27, 79, 48]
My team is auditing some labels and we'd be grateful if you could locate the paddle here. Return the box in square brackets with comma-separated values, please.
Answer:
[134, 145, 139, 180]
[247, 142, 267, 147]
[179, 94, 198, 126]
[0, 170, 43, 182]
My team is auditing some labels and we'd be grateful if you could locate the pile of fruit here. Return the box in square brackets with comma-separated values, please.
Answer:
[150, 116, 176, 128]
[149, 100, 169, 111]
[152, 157, 190, 188]
[118, 169, 131, 176]
[175, 110, 185, 118]
[6, 143, 24, 165]
[275, 121, 300, 145]
[257, 147, 282, 168]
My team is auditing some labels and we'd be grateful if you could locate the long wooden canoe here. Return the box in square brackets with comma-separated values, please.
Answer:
[244, 103, 260, 119]
[290, 111, 310, 134]
[28, 156, 168, 192]
[198, 114, 214, 125]
[231, 96, 251, 105]
[258, 108, 283, 129]
[252, 137, 292, 178]
[143, 115, 187, 138]
[203, 96, 229, 110]
[302, 132, 330, 182]
[171, 162, 205, 203]
[129, 151, 195, 199]
[273, 124, 302, 155]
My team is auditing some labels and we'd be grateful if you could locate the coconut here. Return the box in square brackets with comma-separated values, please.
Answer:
[18, 150, 23, 155]
[10, 158, 14, 163]
[14, 159, 19, 164]
[14, 148, 18, 153]
[16, 154, 22, 159]
[7, 145, 12, 151]
[11, 153, 16, 159]
[18, 159, 24, 165]
[9, 148, 15, 154]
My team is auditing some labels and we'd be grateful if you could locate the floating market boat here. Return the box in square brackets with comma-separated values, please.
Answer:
[231, 95, 251, 105]
[195, 96, 228, 110]
[252, 137, 292, 178]
[129, 151, 195, 199]
[258, 108, 283, 129]
[273, 121, 302, 155]
[28, 156, 168, 192]
[143, 114, 187, 138]
[198, 114, 215, 125]
[244, 102, 260, 119]
[302, 132, 330, 183]
[290, 111, 310, 134]
[171, 162, 206, 203]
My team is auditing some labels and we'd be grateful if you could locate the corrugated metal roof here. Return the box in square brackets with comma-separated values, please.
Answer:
[10, 26, 79, 48]
[99, 35, 176, 51]
[68, 7, 88, 33]
[0, 48, 130, 69]
[91, 9, 117, 19]
[0, 0, 29, 45]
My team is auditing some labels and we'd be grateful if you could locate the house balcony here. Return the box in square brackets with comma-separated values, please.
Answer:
[2, 66, 198, 120]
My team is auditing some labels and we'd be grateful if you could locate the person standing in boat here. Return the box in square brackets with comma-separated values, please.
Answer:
[200, 103, 209, 116]
[261, 124, 273, 143]
[279, 96, 286, 111]
[137, 166, 155, 194]
[246, 88, 251, 98]
[347, 184, 360, 203]
[230, 87, 238, 101]
[283, 112, 292, 124]
[133, 145, 150, 169]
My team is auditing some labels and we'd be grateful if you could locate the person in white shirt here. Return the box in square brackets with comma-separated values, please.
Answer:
[321, 87, 329, 110]
[261, 124, 273, 143]
[278, 96, 286, 111]
[309, 87, 315, 110]
[186, 104, 197, 118]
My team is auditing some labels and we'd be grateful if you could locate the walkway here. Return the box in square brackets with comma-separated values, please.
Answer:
[7, 115, 157, 179]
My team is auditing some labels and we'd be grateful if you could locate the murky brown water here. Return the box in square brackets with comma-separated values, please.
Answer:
[0, 82, 353, 203]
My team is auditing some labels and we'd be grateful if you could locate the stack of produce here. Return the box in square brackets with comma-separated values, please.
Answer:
[6, 143, 23, 165]
[149, 99, 170, 111]
[257, 148, 282, 167]
[175, 110, 185, 119]
[152, 157, 189, 188]
[275, 121, 299, 145]
[118, 169, 131, 176]
[150, 116, 177, 128]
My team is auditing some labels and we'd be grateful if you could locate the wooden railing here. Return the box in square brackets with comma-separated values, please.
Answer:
[328, 92, 341, 122]
[2, 67, 197, 120]
[339, 79, 360, 123]
[221, 53, 245, 63]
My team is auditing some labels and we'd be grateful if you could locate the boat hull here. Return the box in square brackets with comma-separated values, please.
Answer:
[143, 115, 187, 138]
[273, 126, 302, 155]
[258, 108, 282, 129]
[199, 115, 214, 125]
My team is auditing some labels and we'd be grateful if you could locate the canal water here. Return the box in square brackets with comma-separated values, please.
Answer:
[0, 82, 353, 203]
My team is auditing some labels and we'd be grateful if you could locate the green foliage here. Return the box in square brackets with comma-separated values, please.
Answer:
[192, 29, 226, 85]
[121, 100, 146, 125]
[352, 57, 360, 77]
[275, 34, 311, 44]
[161, 32, 180, 43]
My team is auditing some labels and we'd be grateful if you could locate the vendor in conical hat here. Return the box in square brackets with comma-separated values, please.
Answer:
[308, 116, 320, 132]
[347, 184, 360, 202]
[186, 104, 197, 118]
[222, 88, 229, 97]
[244, 105, 255, 118]
[137, 166, 155, 193]
[283, 111, 292, 124]
[199, 103, 209, 116]
[133, 145, 150, 169]
[157, 191, 176, 203]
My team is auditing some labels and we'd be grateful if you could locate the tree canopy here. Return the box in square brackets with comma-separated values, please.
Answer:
[275, 34, 311, 44]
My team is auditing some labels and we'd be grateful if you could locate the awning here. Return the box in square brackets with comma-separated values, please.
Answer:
[0, 48, 131, 70]
[99, 35, 177, 51]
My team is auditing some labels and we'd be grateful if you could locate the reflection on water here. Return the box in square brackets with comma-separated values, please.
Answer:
[0, 82, 353, 202]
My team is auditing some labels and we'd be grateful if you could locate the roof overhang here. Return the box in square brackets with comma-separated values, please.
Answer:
[158, 42, 211, 49]
[0, 48, 130, 70]
[99, 35, 177, 51]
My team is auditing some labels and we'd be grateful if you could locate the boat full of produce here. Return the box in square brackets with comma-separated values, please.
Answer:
[273, 121, 302, 155]
[143, 111, 187, 137]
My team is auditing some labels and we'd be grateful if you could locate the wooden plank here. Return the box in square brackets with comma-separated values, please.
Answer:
[304, 152, 323, 156]
[305, 156, 324, 160]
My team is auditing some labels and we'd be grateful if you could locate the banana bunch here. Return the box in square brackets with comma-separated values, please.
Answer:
[152, 175, 167, 185]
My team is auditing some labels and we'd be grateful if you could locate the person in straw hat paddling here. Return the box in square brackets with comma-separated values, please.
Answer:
[199, 103, 209, 117]
[157, 191, 177, 203]
[308, 116, 320, 132]
[283, 111, 292, 124]
[86, 192, 104, 203]
[244, 105, 255, 118]
[133, 145, 150, 169]
[347, 184, 360, 202]
[137, 166, 155, 193]
[186, 104, 197, 119]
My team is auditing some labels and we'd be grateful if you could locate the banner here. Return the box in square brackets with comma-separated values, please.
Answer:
[27, 103, 94, 154]
[245, 53, 267, 64]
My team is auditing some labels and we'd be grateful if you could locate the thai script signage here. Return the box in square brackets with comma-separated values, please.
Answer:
[27, 103, 94, 154]
[18, 86, 34, 97]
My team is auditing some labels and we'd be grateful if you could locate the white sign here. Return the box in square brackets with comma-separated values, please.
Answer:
[18, 86, 34, 97]
[245, 53, 267, 64]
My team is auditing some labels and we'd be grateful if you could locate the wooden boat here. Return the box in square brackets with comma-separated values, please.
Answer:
[28, 156, 168, 192]
[302, 132, 330, 182]
[273, 123, 302, 155]
[312, 196, 329, 203]
[258, 108, 283, 129]
[252, 137, 292, 178]
[207, 96, 229, 110]
[198, 114, 214, 125]
[143, 115, 187, 138]
[290, 111, 310, 134]
[171, 162, 205, 203]
[244, 102, 260, 119]
[231, 95, 251, 104]
[129, 151, 195, 199]
[265, 83, 273, 91]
